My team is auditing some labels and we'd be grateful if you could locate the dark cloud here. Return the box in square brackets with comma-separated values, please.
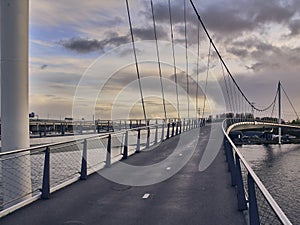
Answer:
[41, 64, 48, 70]
[60, 26, 169, 54]
[60, 33, 130, 53]
[227, 47, 249, 58]
[141, 0, 298, 38]
[133, 26, 168, 40]
[288, 19, 300, 36]
[229, 37, 300, 72]
[60, 37, 105, 53]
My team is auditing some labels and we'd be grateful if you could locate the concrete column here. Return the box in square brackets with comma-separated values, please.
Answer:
[1, 0, 31, 207]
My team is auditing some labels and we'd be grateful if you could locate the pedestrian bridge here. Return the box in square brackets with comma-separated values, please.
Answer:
[1, 0, 299, 224]
[0, 119, 297, 225]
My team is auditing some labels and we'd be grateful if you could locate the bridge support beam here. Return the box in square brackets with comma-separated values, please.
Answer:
[278, 81, 282, 144]
[1, 0, 31, 207]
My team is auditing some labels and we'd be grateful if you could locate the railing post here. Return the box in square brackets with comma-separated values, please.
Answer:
[161, 122, 165, 142]
[80, 139, 87, 180]
[224, 137, 229, 162]
[154, 124, 158, 144]
[166, 122, 170, 139]
[248, 174, 260, 225]
[146, 122, 150, 148]
[41, 147, 50, 199]
[227, 141, 236, 186]
[136, 129, 141, 153]
[235, 153, 247, 211]
[179, 120, 182, 134]
[106, 134, 111, 167]
[122, 131, 128, 159]
[171, 122, 175, 137]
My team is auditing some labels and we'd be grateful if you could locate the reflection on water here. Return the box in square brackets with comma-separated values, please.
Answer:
[240, 144, 300, 224]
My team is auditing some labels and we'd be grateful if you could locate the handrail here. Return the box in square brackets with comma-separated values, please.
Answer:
[0, 121, 180, 157]
[222, 119, 293, 225]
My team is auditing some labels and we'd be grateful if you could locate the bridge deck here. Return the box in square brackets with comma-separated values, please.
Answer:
[0, 125, 246, 225]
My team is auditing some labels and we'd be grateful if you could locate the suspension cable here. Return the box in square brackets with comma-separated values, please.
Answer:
[150, 0, 167, 120]
[168, 0, 180, 119]
[271, 89, 278, 118]
[189, 0, 276, 113]
[125, 0, 147, 122]
[184, 0, 190, 119]
[227, 70, 236, 113]
[202, 41, 212, 118]
[220, 61, 233, 112]
[281, 84, 299, 119]
[196, 21, 200, 119]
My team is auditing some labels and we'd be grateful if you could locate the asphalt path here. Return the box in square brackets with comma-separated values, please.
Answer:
[0, 124, 246, 225]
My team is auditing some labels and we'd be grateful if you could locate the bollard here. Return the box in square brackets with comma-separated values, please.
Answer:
[175, 121, 179, 135]
[80, 139, 88, 180]
[42, 147, 50, 199]
[248, 174, 260, 225]
[136, 129, 141, 153]
[106, 134, 111, 167]
[122, 131, 128, 159]
[235, 153, 247, 211]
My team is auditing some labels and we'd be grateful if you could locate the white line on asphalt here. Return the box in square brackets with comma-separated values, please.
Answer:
[142, 193, 150, 199]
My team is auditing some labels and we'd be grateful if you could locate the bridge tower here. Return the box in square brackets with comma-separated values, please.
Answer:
[1, 0, 31, 207]
[278, 81, 282, 144]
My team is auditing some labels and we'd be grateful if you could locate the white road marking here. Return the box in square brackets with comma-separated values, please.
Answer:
[166, 167, 171, 170]
[142, 193, 150, 199]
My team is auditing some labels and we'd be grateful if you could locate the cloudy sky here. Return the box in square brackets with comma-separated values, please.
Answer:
[28, 0, 300, 121]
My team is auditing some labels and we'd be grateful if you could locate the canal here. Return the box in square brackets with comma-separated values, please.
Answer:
[240, 144, 300, 224]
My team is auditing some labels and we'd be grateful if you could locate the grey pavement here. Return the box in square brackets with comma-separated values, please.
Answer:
[0, 125, 246, 225]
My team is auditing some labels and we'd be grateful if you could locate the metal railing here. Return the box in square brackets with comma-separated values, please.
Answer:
[222, 119, 293, 225]
[0, 118, 203, 218]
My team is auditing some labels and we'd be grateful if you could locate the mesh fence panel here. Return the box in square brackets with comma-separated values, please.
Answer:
[50, 142, 82, 188]
[127, 130, 137, 154]
[86, 137, 107, 169]
[1, 151, 36, 209]
[255, 184, 282, 225]
[111, 133, 124, 158]
[30, 148, 46, 195]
